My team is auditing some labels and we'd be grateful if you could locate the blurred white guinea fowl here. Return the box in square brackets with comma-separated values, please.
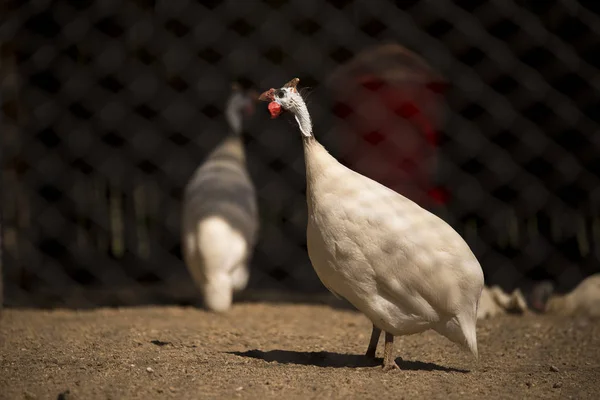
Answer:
[544, 274, 600, 318]
[259, 78, 484, 370]
[182, 84, 259, 312]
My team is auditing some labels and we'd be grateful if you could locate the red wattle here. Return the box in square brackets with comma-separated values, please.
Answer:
[268, 101, 282, 119]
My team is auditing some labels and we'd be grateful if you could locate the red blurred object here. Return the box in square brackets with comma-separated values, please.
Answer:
[327, 44, 449, 208]
[428, 187, 451, 205]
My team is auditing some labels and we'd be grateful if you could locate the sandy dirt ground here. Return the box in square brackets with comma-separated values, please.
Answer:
[0, 303, 599, 399]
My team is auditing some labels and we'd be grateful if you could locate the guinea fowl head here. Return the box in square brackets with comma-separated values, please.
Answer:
[259, 78, 303, 118]
[259, 78, 313, 138]
[226, 83, 257, 134]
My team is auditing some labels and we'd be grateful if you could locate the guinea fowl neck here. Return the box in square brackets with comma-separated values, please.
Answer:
[295, 98, 336, 213]
[206, 102, 245, 164]
[290, 94, 313, 139]
[226, 103, 243, 137]
[208, 134, 246, 165]
[211, 99, 246, 163]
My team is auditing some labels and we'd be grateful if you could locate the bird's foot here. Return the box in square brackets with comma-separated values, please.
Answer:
[382, 361, 400, 372]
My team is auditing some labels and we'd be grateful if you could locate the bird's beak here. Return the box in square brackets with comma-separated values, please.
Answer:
[259, 88, 283, 118]
[259, 88, 275, 102]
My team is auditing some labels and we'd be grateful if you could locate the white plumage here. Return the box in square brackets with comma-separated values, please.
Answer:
[546, 274, 600, 318]
[477, 286, 527, 320]
[182, 85, 258, 312]
[260, 78, 484, 370]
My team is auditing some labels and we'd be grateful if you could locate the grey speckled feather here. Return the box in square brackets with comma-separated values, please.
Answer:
[182, 135, 258, 248]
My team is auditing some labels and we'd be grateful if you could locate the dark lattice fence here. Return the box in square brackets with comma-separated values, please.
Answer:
[1, 0, 599, 308]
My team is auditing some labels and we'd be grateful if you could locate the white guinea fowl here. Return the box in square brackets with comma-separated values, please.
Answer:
[545, 274, 600, 318]
[182, 84, 259, 313]
[260, 78, 484, 370]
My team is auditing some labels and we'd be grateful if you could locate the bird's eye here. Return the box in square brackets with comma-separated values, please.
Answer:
[276, 90, 285, 99]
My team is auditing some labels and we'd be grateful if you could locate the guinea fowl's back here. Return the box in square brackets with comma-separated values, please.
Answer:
[183, 137, 258, 245]
[181, 87, 258, 312]
[304, 138, 482, 356]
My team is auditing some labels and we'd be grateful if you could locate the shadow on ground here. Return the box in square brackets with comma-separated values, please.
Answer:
[229, 349, 469, 372]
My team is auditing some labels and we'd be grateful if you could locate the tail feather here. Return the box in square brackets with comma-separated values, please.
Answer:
[457, 313, 479, 359]
[462, 288, 482, 359]
[435, 312, 479, 359]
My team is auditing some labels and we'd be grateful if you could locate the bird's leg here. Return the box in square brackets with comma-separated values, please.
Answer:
[382, 332, 400, 371]
[365, 325, 381, 358]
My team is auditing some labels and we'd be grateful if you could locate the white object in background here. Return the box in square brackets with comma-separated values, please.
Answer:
[546, 274, 600, 318]
[477, 286, 528, 320]
[181, 85, 258, 312]
[260, 78, 484, 370]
